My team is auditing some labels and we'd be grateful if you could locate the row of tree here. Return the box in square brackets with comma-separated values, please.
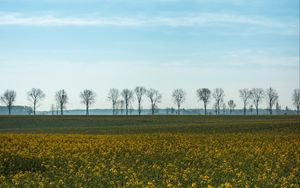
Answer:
[1, 87, 300, 115]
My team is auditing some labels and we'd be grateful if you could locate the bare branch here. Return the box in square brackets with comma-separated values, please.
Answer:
[227, 100, 236, 114]
[239, 88, 252, 115]
[108, 88, 120, 115]
[147, 88, 162, 115]
[265, 87, 278, 115]
[80, 89, 96, 115]
[27, 88, 45, 115]
[251, 88, 264, 115]
[172, 89, 186, 115]
[121, 89, 134, 115]
[55, 89, 68, 115]
[212, 88, 225, 115]
[0, 90, 16, 115]
[134, 86, 147, 116]
[196, 88, 211, 115]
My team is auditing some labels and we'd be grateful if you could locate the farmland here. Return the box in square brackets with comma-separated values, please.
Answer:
[0, 115, 299, 187]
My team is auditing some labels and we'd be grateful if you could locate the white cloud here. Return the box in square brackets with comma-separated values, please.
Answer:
[223, 49, 299, 68]
[0, 13, 142, 26]
[0, 12, 297, 32]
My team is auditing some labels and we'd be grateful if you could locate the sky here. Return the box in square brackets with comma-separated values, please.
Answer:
[0, 0, 299, 111]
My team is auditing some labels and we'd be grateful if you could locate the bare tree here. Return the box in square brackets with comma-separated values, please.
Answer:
[108, 88, 119, 115]
[213, 102, 218, 115]
[27, 88, 45, 115]
[115, 100, 120, 115]
[228, 100, 236, 114]
[249, 105, 254, 114]
[134, 86, 147, 116]
[172, 89, 186, 115]
[147, 88, 162, 115]
[196, 88, 211, 115]
[1, 90, 16, 115]
[115, 99, 124, 115]
[80, 89, 96, 115]
[239, 89, 252, 115]
[292, 89, 300, 114]
[121, 89, 134, 115]
[119, 100, 125, 115]
[265, 87, 279, 115]
[251, 88, 264, 115]
[212, 88, 225, 115]
[222, 102, 226, 114]
[55, 89, 68, 115]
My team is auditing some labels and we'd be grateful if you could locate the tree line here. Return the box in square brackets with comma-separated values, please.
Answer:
[1, 87, 299, 115]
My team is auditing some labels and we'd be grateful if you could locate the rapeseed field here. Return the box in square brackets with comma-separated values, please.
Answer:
[0, 116, 299, 187]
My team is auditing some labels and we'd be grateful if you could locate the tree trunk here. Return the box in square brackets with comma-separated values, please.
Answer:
[177, 105, 180, 115]
[138, 102, 141, 116]
[152, 104, 154, 115]
[8, 105, 11, 115]
[33, 103, 36, 115]
[60, 104, 63, 115]
[86, 103, 89, 115]
[204, 103, 207, 115]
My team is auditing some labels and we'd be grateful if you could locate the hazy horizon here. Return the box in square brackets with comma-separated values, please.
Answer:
[0, 0, 299, 110]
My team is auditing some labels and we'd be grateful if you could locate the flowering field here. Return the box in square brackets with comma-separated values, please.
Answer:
[0, 116, 299, 187]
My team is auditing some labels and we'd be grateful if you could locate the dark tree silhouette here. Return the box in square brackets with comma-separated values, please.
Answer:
[251, 88, 264, 115]
[121, 89, 134, 115]
[222, 102, 227, 114]
[292, 89, 300, 114]
[147, 88, 162, 115]
[196, 88, 211, 115]
[249, 104, 254, 114]
[119, 100, 125, 115]
[55, 89, 68, 115]
[212, 88, 225, 115]
[172, 89, 186, 115]
[27, 88, 45, 115]
[108, 88, 119, 115]
[1, 90, 16, 115]
[213, 102, 218, 115]
[239, 88, 252, 115]
[265, 87, 278, 115]
[80, 89, 96, 115]
[228, 100, 236, 114]
[134, 86, 147, 116]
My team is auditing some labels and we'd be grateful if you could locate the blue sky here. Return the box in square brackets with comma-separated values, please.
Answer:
[0, 0, 299, 110]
